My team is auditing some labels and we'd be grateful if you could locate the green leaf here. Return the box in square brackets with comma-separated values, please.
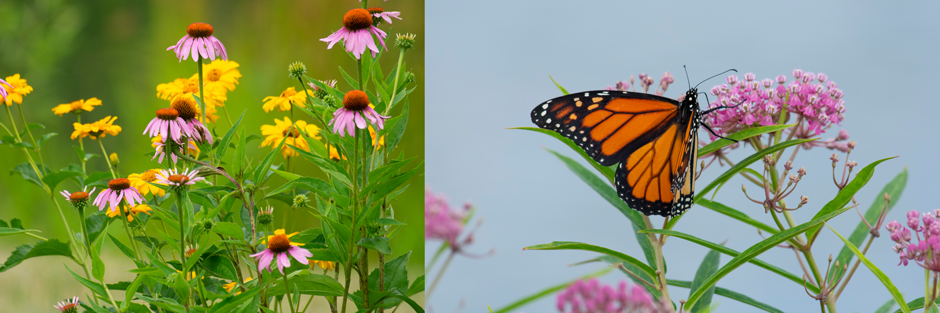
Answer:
[123, 273, 146, 311]
[200, 254, 238, 281]
[407, 274, 425, 296]
[0, 239, 73, 272]
[90, 242, 105, 281]
[549, 75, 569, 95]
[66, 266, 109, 298]
[339, 65, 359, 90]
[831, 168, 908, 281]
[896, 297, 940, 312]
[36, 132, 57, 149]
[386, 293, 425, 313]
[0, 227, 41, 237]
[875, 299, 896, 313]
[109, 234, 137, 260]
[385, 102, 409, 151]
[212, 222, 245, 241]
[492, 268, 611, 313]
[266, 177, 335, 200]
[683, 157, 894, 309]
[805, 157, 899, 243]
[513, 127, 614, 182]
[235, 125, 247, 174]
[826, 223, 909, 313]
[267, 274, 344, 297]
[640, 228, 816, 293]
[697, 124, 795, 156]
[690, 249, 720, 313]
[667, 280, 783, 313]
[543, 148, 642, 229]
[667, 139, 816, 229]
[10, 163, 43, 187]
[358, 237, 392, 254]
[523, 241, 656, 278]
[207, 283, 262, 313]
[85, 211, 113, 245]
[696, 199, 778, 234]
[215, 110, 246, 160]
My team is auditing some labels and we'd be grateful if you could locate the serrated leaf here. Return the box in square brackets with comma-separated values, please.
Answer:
[0, 239, 73, 272]
[43, 170, 85, 190]
[358, 237, 392, 254]
[212, 222, 245, 241]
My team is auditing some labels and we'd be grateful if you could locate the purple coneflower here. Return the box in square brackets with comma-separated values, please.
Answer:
[93, 178, 144, 212]
[171, 96, 213, 144]
[156, 168, 206, 187]
[329, 90, 389, 137]
[0, 77, 11, 102]
[167, 22, 228, 62]
[60, 186, 96, 209]
[320, 8, 388, 59]
[152, 137, 199, 164]
[249, 229, 312, 274]
[144, 108, 195, 144]
[367, 7, 402, 25]
[53, 297, 80, 313]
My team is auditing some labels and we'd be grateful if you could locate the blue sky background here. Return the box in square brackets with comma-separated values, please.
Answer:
[426, 1, 939, 312]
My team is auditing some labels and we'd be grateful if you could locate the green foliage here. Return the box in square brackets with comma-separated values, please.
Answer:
[827, 224, 909, 313]
[689, 248, 720, 313]
[0, 239, 73, 272]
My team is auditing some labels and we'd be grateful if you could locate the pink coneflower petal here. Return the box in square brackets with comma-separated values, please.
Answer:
[288, 246, 312, 263]
[181, 37, 194, 61]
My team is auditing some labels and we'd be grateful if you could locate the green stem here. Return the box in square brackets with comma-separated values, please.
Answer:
[197, 56, 206, 124]
[176, 191, 191, 311]
[98, 139, 117, 179]
[643, 215, 671, 305]
[16, 104, 45, 171]
[77, 115, 86, 173]
[77, 207, 101, 305]
[283, 274, 296, 313]
[120, 209, 142, 261]
[426, 249, 455, 300]
[383, 47, 407, 116]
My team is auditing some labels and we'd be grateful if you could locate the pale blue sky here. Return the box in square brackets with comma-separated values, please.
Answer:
[426, 1, 940, 312]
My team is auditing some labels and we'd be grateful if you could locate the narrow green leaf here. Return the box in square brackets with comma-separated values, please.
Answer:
[90, 244, 105, 281]
[385, 102, 409, 151]
[492, 268, 611, 313]
[0, 227, 41, 237]
[266, 274, 345, 297]
[339, 65, 359, 90]
[667, 139, 816, 229]
[523, 241, 656, 278]
[216, 110, 246, 160]
[896, 297, 940, 312]
[690, 249, 720, 313]
[543, 148, 642, 229]
[696, 199, 778, 234]
[549, 75, 569, 95]
[407, 274, 425, 296]
[805, 157, 899, 243]
[683, 157, 894, 308]
[826, 223, 909, 313]
[207, 284, 262, 313]
[667, 280, 783, 313]
[42, 170, 84, 190]
[641, 228, 816, 293]
[66, 266, 109, 297]
[875, 299, 896, 313]
[234, 125, 246, 174]
[697, 124, 795, 156]
[831, 168, 908, 280]
[123, 273, 146, 311]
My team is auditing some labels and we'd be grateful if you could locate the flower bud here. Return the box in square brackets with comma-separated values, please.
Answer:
[288, 62, 307, 80]
[293, 194, 309, 208]
[109, 153, 119, 166]
[395, 33, 416, 50]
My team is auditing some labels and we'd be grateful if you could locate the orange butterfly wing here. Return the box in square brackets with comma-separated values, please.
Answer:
[531, 90, 698, 216]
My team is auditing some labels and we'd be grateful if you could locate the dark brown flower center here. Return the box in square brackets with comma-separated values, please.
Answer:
[207, 69, 222, 82]
[282, 128, 302, 138]
[171, 97, 199, 120]
[268, 234, 291, 253]
[155, 108, 180, 120]
[69, 191, 89, 201]
[168, 174, 190, 184]
[280, 88, 298, 98]
[343, 90, 369, 111]
[109, 178, 131, 190]
[343, 9, 373, 30]
[187, 22, 214, 37]
[367, 7, 384, 14]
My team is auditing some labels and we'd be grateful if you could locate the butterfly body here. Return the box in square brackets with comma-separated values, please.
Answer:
[531, 89, 702, 217]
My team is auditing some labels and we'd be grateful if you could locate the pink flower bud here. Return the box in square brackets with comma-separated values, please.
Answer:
[792, 69, 804, 78]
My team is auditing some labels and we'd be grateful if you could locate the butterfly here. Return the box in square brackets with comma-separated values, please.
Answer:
[530, 72, 736, 217]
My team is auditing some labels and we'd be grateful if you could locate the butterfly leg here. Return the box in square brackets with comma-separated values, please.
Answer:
[701, 98, 746, 115]
[702, 122, 738, 142]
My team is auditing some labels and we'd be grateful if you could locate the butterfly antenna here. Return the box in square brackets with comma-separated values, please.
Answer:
[683, 65, 692, 90]
[694, 68, 738, 89]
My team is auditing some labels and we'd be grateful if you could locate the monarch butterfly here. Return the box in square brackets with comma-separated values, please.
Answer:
[530, 71, 736, 217]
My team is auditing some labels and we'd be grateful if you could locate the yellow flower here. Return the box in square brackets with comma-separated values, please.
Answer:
[71, 116, 122, 140]
[309, 259, 336, 272]
[327, 144, 345, 161]
[52, 98, 102, 116]
[3, 74, 33, 106]
[368, 125, 385, 150]
[156, 77, 226, 123]
[260, 117, 321, 159]
[106, 203, 153, 222]
[129, 169, 166, 197]
[200, 60, 241, 92]
[262, 87, 312, 112]
[223, 277, 254, 294]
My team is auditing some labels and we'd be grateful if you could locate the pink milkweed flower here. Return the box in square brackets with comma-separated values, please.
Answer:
[143, 108, 196, 144]
[425, 188, 468, 246]
[556, 279, 671, 313]
[249, 229, 312, 274]
[167, 22, 228, 62]
[0, 77, 11, 102]
[367, 7, 402, 25]
[320, 8, 388, 59]
[93, 178, 144, 212]
[888, 209, 940, 271]
[156, 168, 206, 187]
[60, 186, 96, 209]
[329, 90, 389, 137]
[53, 297, 80, 313]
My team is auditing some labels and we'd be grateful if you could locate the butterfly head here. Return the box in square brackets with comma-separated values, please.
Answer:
[683, 88, 699, 107]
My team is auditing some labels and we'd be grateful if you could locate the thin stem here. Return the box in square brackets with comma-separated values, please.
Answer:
[642, 215, 671, 304]
[98, 139, 117, 178]
[197, 56, 206, 124]
[77, 206, 101, 305]
[77, 115, 86, 172]
[834, 235, 875, 299]
[301, 295, 315, 313]
[427, 250, 456, 300]
[16, 104, 45, 170]
[283, 274, 295, 313]
[120, 210, 143, 261]
[383, 47, 407, 116]
[176, 191, 191, 312]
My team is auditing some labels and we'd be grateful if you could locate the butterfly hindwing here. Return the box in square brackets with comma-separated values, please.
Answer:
[531, 91, 682, 166]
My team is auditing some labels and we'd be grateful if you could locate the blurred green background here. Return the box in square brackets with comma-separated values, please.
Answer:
[0, 0, 424, 309]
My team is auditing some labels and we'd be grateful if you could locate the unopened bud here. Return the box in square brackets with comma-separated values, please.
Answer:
[830, 153, 839, 167]
[109, 153, 119, 166]
[784, 160, 793, 170]
[798, 167, 807, 177]
[801, 195, 809, 205]
[847, 140, 856, 150]
[293, 194, 309, 208]
[288, 62, 307, 79]
[395, 33, 416, 50]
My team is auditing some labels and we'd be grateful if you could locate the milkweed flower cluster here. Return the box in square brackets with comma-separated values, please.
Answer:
[605, 72, 674, 97]
[886, 209, 940, 271]
[425, 188, 468, 246]
[556, 279, 670, 313]
[705, 70, 846, 140]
